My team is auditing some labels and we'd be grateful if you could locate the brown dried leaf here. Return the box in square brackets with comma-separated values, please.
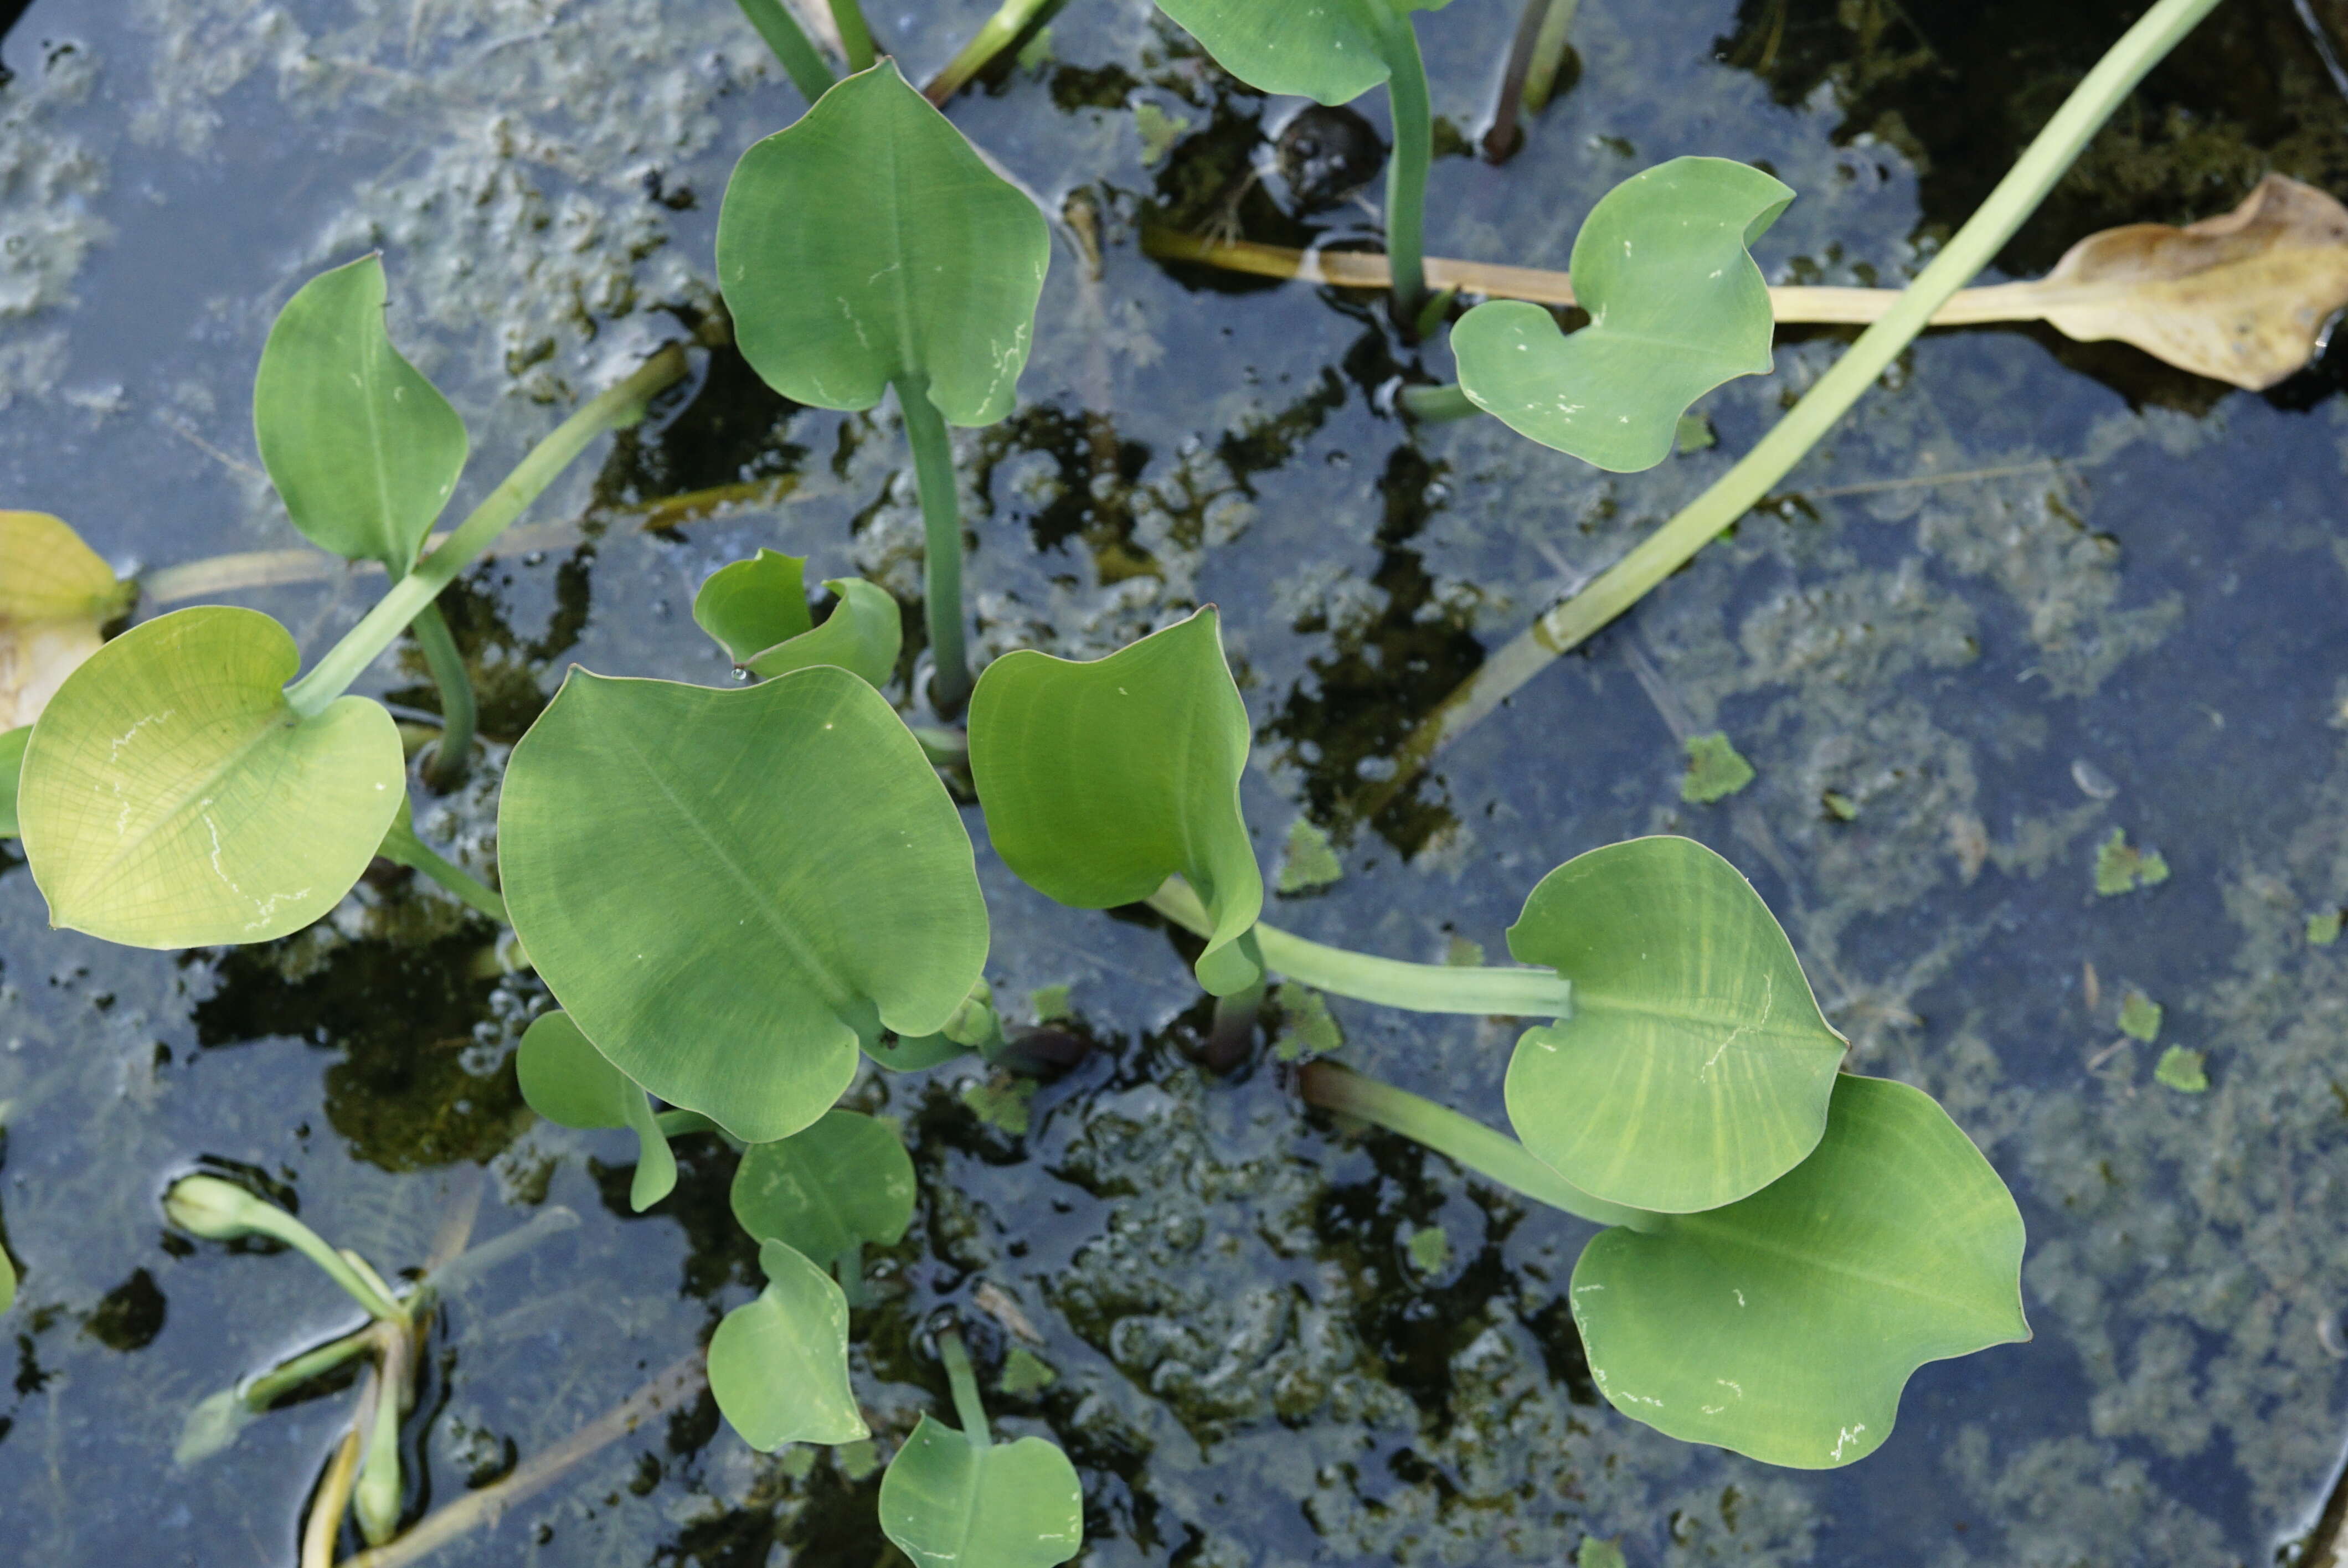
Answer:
[1, 510, 130, 729]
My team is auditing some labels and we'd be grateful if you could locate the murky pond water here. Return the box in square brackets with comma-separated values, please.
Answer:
[6, 1, 2348, 1564]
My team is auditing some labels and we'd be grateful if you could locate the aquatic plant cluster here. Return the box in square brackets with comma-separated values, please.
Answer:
[0, 0, 2254, 1560]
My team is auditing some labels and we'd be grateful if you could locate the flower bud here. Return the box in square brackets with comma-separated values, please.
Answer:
[163, 1175, 273, 1241]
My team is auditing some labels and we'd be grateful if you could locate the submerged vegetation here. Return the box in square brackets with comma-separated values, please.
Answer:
[1, 0, 2343, 1561]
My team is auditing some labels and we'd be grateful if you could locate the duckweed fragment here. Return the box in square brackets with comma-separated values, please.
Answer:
[2154, 1046, 2209, 1092]
[1681, 732, 1757, 803]
[2093, 828, 2171, 895]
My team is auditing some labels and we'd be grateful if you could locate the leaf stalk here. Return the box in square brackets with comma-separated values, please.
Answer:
[733, 0, 836, 100]
[408, 602, 475, 791]
[894, 375, 974, 713]
[936, 1326, 991, 1446]
[378, 819, 510, 926]
[1371, 5, 1434, 316]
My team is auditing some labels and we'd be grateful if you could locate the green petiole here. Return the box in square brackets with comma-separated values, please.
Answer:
[924, 0, 1066, 103]
[408, 602, 475, 791]
[733, 0, 836, 101]
[1397, 381, 1478, 422]
[1297, 1061, 1657, 1230]
[1148, 878, 1573, 1018]
[378, 819, 510, 926]
[1369, 3, 1434, 316]
[238, 1323, 380, 1411]
[828, 0, 876, 72]
[895, 375, 974, 713]
[285, 345, 688, 720]
[1370, 0, 2228, 801]
[936, 1327, 991, 1445]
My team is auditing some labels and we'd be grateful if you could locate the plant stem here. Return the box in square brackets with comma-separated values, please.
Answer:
[936, 1327, 991, 1445]
[378, 819, 510, 926]
[1371, 5, 1434, 316]
[894, 376, 973, 713]
[301, 1425, 366, 1568]
[242, 1324, 380, 1410]
[828, 0, 876, 71]
[1481, 0, 1549, 162]
[1398, 382, 1479, 422]
[409, 603, 475, 791]
[1521, 0, 1579, 112]
[924, 0, 1065, 104]
[1206, 972, 1265, 1074]
[355, 1330, 408, 1546]
[1147, 878, 1572, 1017]
[286, 346, 688, 719]
[1366, 0, 2227, 806]
[733, 0, 836, 101]
[248, 1208, 409, 1323]
[341, 1356, 706, 1568]
[836, 1242, 870, 1308]
[1299, 1061, 1656, 1230]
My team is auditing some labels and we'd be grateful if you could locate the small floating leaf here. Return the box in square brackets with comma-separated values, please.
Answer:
[17, 607, 404, 948]
[1155, 0, 1458, 106]
[1454, 158, 1792, 472]
[695, 549, 812, 665]
[1506, 837, 1846, 1213]
[1000, 1348, 1057, 1394]
[1680, 731, 1755, 804]
[254, 255, 467, 570]
[731, 1110, 916, 1262]
[516, 1012, 676, 1211]
[1276, 818, 1343, 894]
[2155, 1046, 2210, 1093]
[718, 62, 1049, 427]
[1271, 984, 1343, 1061]
[2310, 909, 2343, 946]
[1578, 1539, 1627, 1568]
[969, 608, 1264, 995]
[878, 1415, 1084, 1568]
[1405, 1224, 1450, 1274]
[2093, 828, 2170, 896]
[962, 1074, 1037, 1136]
[1, 510, 131, 731]
[709, 1239, 868, 1450]
[746, 578, 903, 690]
[500, 665, 988, 1143]
[1571, 1074, 2028, 1468]
[2117, 991, 2162, 1044]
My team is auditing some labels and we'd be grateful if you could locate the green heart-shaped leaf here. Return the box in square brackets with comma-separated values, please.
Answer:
[695, 549, 813, 666]
[732, 1110, 915, 1262]
[17, 607, 404, 948]
[1156, 0, 1456, 105]
[516, 1011, 677, 1211]
[709, 1239, 869, 1450]
[499, 665, 989, 1143]
[746, 578, 903, 690]
[1571, 1074, 2028, 1468]
[969, 608, 1263, 996]
[717, 62, 1049, 427]
[1454, 158, 1794, 472]
[1, 725, 27, 838]
[1505, 836, 1845, 1214]
[879, 1416, 1084, 1568]
[254, 255, 468, 570]
[2, 510, 132, 731]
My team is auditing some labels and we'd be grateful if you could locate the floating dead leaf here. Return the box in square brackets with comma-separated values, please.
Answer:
[1, 510, 132, 730]
[1146, 173, 2348, 390]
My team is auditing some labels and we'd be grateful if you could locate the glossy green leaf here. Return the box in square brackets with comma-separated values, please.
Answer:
[2, 510, 131, 731]
[1155, 0, 1455, 105]
[1, 724, 26, 838]
[516, 1012, 677, 1211]
[1505, 836, 1845, 1214]
[1455, 158, 1794, 472]
[879, 1416, 1084, 1568]
[969, 608, 1263, 995]
[1571, 1074, 2029, 1468]
[500, 664, 988, 1143]
[745, 577, 902, 690]
[253, 255, 467, 569]
[717, 63, 1049, 426]
[731, 1110, 916, 1262]
[709, 1239, 868, 1450]
[695, 549, 812, 665]
[17, 607, 404, 948]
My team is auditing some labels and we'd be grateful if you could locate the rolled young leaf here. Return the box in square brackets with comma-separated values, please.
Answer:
[516, 1012, 677, 1211]
[1571, 1074, 2029, 1468]
[709, 1239, 869, 1450]
[17, 607, 405, 948]
[253, 254, 468, 570]
[1454, 158, 1793, 471]
[499, 664, 988, 1143]
[968, 608, 1264, 994]
[731, 1110, 916, 1262]
[745, 577, 902, 691]
[694, 549, 813, 665]
[1505, 837, 1845, 1214]
[879, 1415, 1084, 1568]
[717, 61, 1049, 428]
[1154, 0, 1458, 106]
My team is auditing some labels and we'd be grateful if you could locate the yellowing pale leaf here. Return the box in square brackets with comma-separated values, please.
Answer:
[0, 512, 131, 730]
